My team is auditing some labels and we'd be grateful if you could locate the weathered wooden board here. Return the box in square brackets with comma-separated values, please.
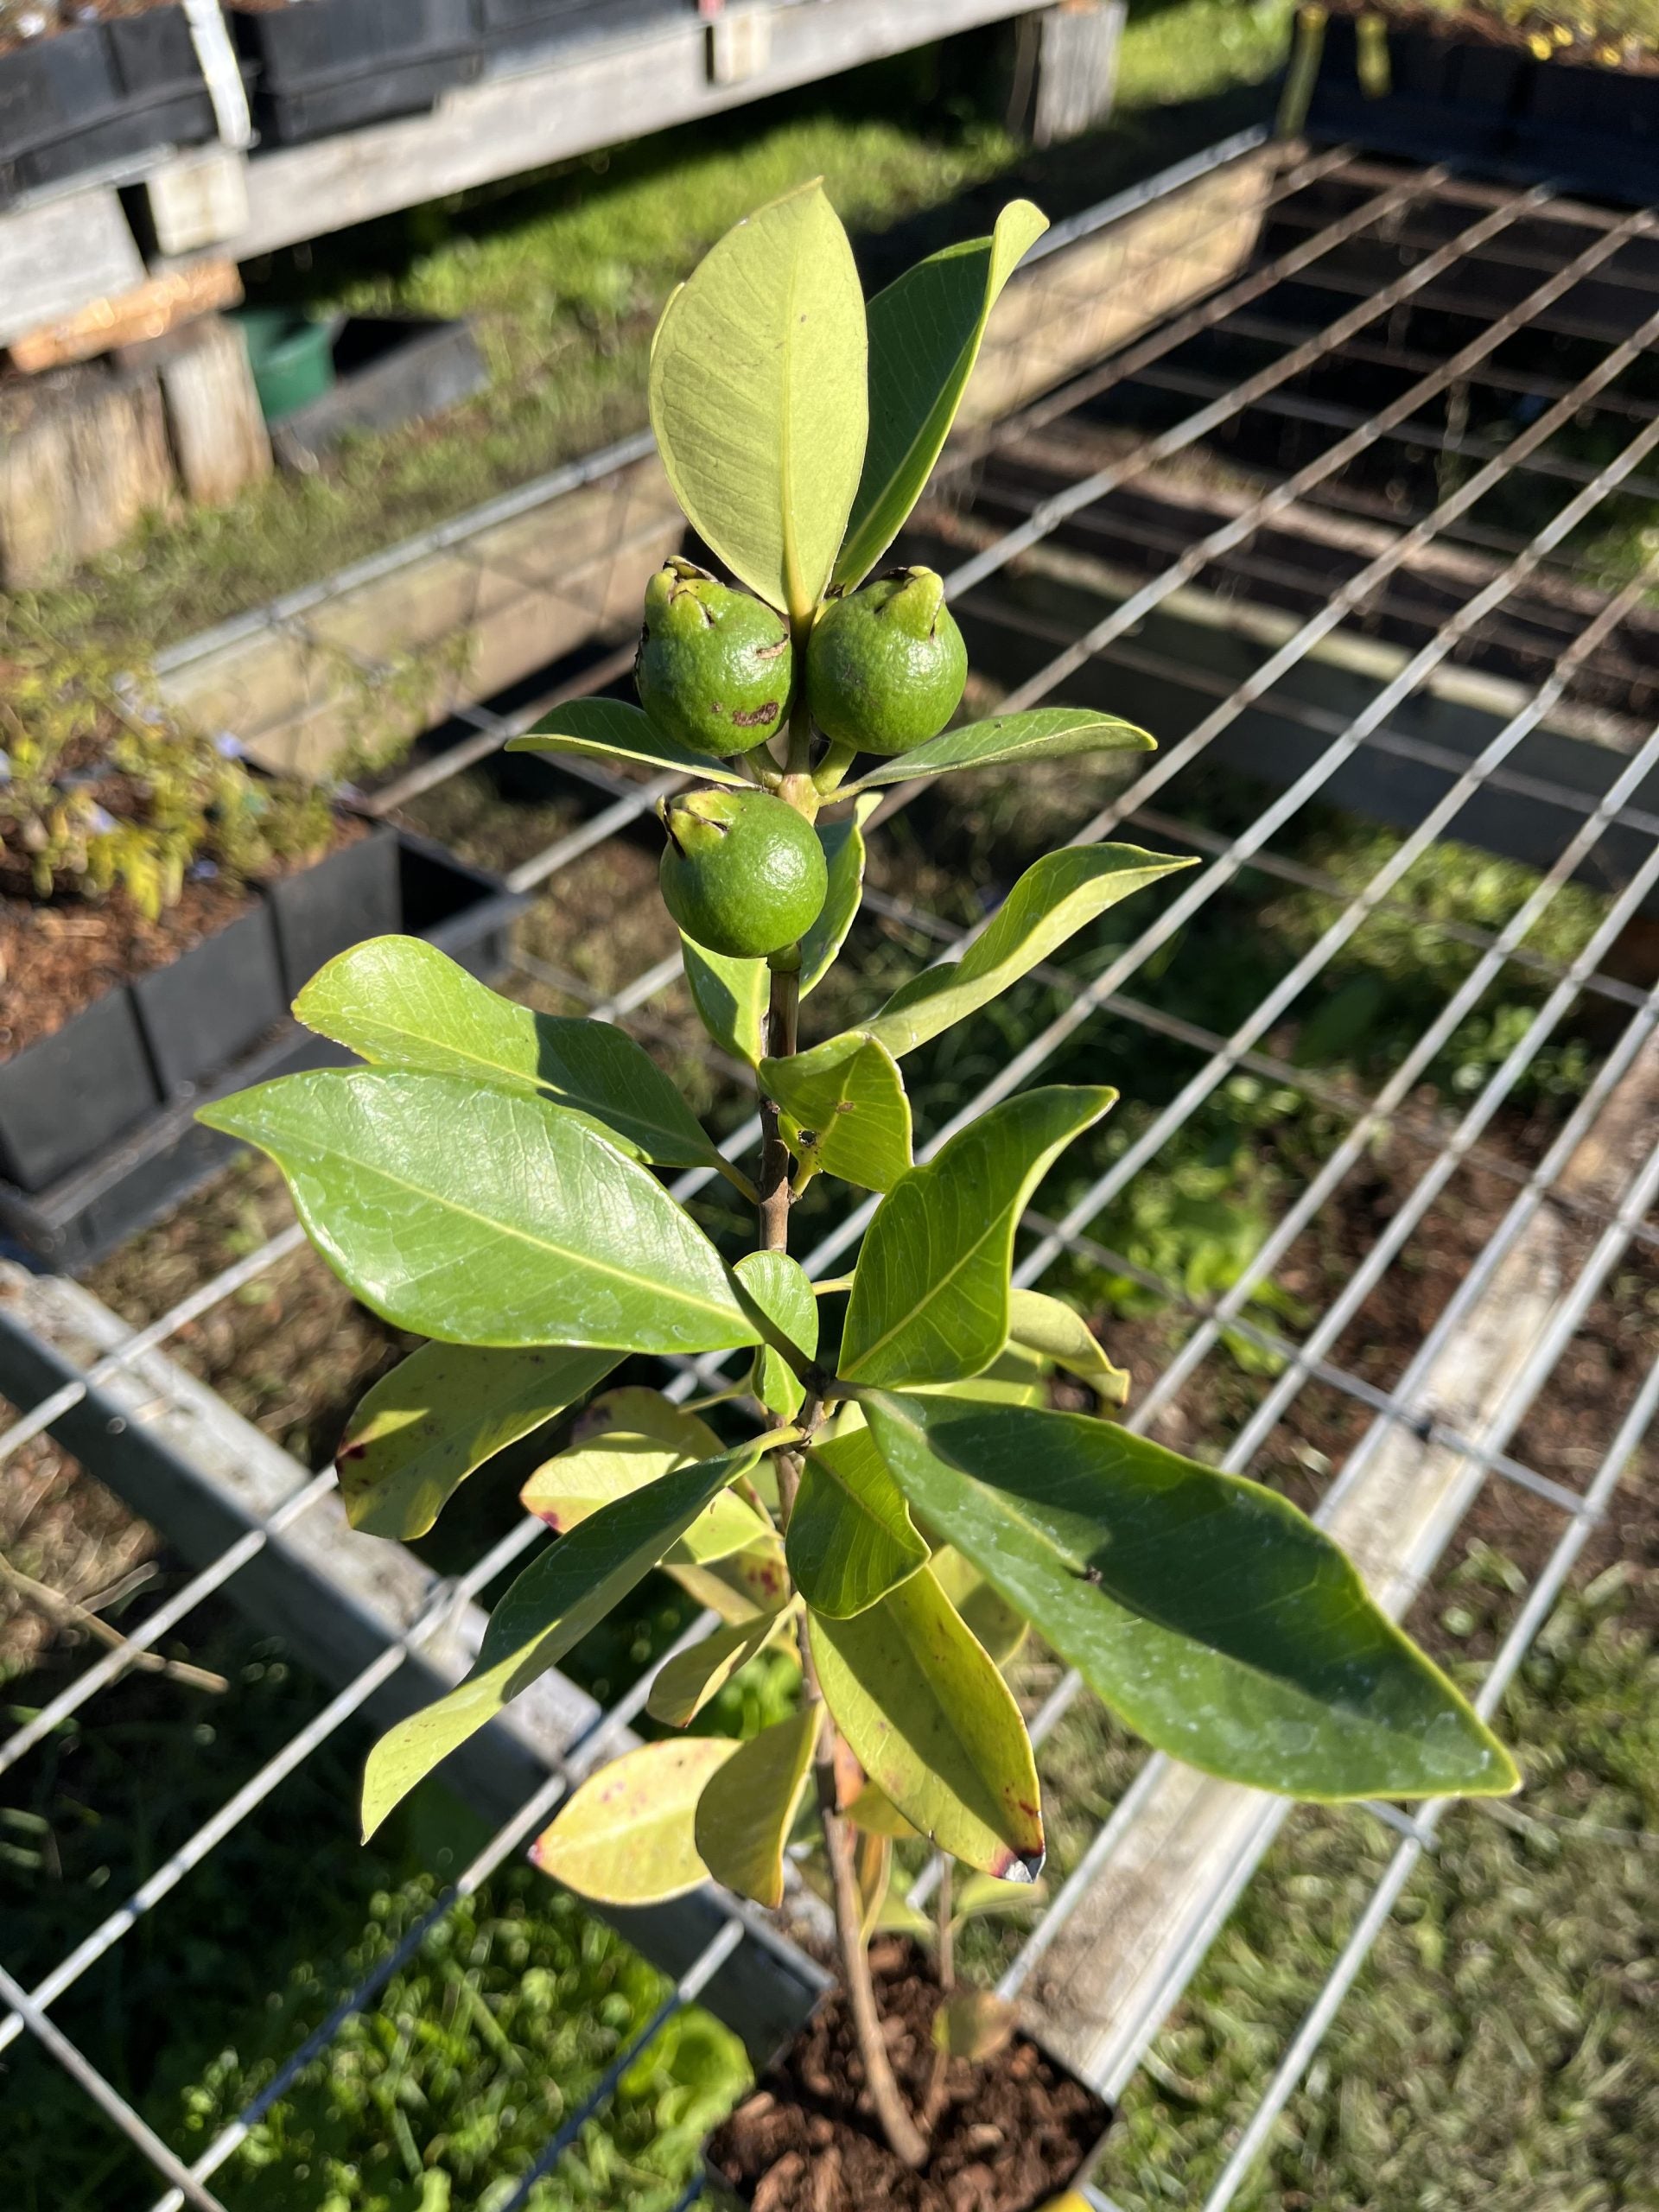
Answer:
[0, 187, 143, 350]
[156, 315, 270, 505]
[0, 364, 176, 588]
[158, 0, 1044, 267]
[9, 259, 242, 373]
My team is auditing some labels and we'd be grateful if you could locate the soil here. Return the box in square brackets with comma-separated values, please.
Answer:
[0, 811, 364, 1063]
[0, 0, 175, 60]
[704, 1941, 1108, 2212]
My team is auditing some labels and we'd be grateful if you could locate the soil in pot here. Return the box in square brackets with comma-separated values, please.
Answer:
[705, 1940, 1109, 2212]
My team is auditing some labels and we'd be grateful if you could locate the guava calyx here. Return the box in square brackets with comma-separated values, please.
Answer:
[658, 786, 827, 960]
[635, 558, 792, 758]
[804, 565, 968, 757]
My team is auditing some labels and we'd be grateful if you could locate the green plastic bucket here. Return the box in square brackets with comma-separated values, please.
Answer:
[236, 309, 337, 423]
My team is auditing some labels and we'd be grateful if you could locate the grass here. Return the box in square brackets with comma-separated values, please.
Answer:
[26, 0, 1296, 655]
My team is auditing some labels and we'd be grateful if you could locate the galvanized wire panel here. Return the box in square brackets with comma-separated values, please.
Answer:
[3, 140, 1657, 2211]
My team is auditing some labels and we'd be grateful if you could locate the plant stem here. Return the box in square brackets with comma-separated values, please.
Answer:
[754, 804, 930, 2170]
[935, 1859, 955, 1996]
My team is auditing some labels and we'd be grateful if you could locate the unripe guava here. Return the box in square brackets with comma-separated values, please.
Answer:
[635, 557, 792, 758]
[805, 565, 967, 756]
[658, 788, 827, 960]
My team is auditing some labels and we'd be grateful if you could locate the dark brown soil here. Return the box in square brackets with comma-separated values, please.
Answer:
[0, 812, 363, 1061]
[705, 1942, 1107, 2212]
[0, 0, 175, 60]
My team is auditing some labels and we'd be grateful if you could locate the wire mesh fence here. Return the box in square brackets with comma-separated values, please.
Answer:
[3, 135, 1657, 2210]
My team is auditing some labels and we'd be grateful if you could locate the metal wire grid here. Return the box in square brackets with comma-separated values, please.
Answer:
[3, 139, 1657, 2210]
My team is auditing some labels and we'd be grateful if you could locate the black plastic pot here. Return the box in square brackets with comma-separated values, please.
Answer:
[0, 6, 215, 207]
[266, 820, 402, 994]
[132, 903, 287, 1097]
[230, 0, 482, 144]
[1306, 16, 1659, 206]
[270, 315, 488, 470]
[0, 829, 524, 1271]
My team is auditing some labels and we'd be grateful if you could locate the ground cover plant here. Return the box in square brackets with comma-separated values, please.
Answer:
[198, 181, 1517, 2206]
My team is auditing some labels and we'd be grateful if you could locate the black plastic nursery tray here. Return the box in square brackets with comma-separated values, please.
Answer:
[0, 5, 215, 208]
[477, 0, 691, 60]
[0, 826, 524, 1274]
[229, 0, 481, 144]
[1306, 13, 1659, 207]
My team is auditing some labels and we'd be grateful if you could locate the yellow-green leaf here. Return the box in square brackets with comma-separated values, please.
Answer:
[835, 200, 1048, 589]
[520, 1430, 768, 1567]
[810, 1568, 1044, 1878]
[338, 1343, 618, 1540]
[800, 795, 880, 997]
[785, 1424, 927, 1618]
[682, 936, 768, 1067]
[1007, 1289, 1129, 1405]
[646, 1605, 798, 1729]
[840, 1086, 1114, 1389]
[931, 1545, 1028, 1667]
[862, 846, 1193, 1061]
[361, 1442, 760, 1836]
[694, 1704, 820, 1908]
[735, 1250, 817, 1421]
[760, 1031, 912, 1194]
[508, 697, 750, 784]
[530, 1738, 738, 1904]
[650, 181, 868, 620]
[842, 708, 1154, 794]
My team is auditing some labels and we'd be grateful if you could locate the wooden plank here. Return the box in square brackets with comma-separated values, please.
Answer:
[149, 314, 272, 506]
[162, 0, 1042, 267]
[0, 187, 143, 349]
[8, 259, 242, 373]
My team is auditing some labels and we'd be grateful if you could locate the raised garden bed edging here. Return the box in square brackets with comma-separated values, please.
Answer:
[229, 0, 483, 144]
[1306, 13, 1659, 204]
[0, 5, 215, 208]
[0, 825, 524, 1271]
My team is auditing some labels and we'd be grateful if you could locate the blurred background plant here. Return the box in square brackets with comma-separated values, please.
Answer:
[0, 600, 333, 923]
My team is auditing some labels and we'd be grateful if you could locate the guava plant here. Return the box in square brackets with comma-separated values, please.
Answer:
[202, 184, 1516, 2171]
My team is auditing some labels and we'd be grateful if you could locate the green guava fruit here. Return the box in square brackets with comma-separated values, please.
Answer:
[635, 557, 792, 757]
[805, 565, 967, 755]
[658, 788, 827, 959]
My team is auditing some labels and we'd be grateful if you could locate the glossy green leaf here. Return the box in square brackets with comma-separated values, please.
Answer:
[338, 1343, 618, 1540]
[530, 1737, 738, 1904]
[682, 936, 768, 1067]
[760, 1032, 912, 1194]
[843, 708, 1153, 793]
[810, 1568, 1044, 1878]
[695, 1703, 820, 1907]
[647, 1605, 798, 1728]
[362, 1442, 761, 1835]
[1008, 1288, 1129, 1406]
[736, 1251, 817, 1421]
[861, 846, 1194, 1061]
[650, 181, 868, 620]
[839, 1086, 1114, 1389]
[296, 935, 722, 1170]
[800, 794, 880, 996]
[785, 1424, 927, 1618]
[866, 1395, 1520, 1802]
[834, 200, 1048, 589]
[200, 1071, 759, 1356]
[507, 697, 749, 784]
[931, 1546, 1028, 1667]
[913, 1345, 1050, 1410]
[953, 1869, 1046, 1925]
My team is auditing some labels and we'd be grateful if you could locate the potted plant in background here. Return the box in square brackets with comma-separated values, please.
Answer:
[1300, 1, 1659, 201]
[0, 602, 519, 1268]
[204, 184, 1518, 2210]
